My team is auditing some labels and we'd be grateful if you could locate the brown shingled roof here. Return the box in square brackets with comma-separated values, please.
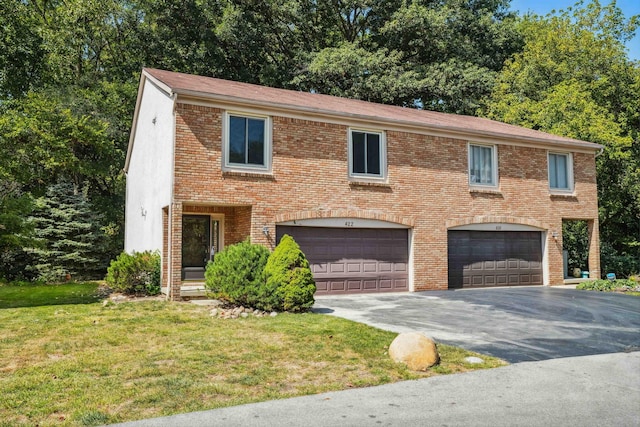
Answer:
[142, 68, 601, 150]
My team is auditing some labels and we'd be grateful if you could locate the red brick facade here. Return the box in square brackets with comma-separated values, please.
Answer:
[159, 101, 600, 300]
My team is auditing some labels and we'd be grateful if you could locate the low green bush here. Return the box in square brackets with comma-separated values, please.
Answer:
[576, 279, 639, 292]
[105, 251, 161, 295]
[204, 239, 270, 307]
[262, 234, 316, 312]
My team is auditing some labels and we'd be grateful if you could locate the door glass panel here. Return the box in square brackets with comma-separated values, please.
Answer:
[182, 216, 210, 268]
[211, 220, 220, 259]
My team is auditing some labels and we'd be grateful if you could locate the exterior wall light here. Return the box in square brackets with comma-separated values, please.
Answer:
[262, 226, 269, 236]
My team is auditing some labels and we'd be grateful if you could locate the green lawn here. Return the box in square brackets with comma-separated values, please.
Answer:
[0, 284, 505, 426]
[0, 282, 103, 308]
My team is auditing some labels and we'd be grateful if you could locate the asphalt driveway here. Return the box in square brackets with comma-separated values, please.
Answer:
[312, 287, 640, 363]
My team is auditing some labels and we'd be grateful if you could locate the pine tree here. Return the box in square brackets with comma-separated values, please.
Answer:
[26, 181, 106, 282]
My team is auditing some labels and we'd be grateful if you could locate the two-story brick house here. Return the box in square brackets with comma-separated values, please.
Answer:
[125, 68, 601, 300]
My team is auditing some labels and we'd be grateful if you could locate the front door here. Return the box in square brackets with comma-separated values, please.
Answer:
[182, 215, 211, 280]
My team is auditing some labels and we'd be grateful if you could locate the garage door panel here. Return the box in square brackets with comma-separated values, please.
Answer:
[329, 263, 345, 273]
[347, 280, 362, 291]
[379, 279, 392, 289]
[315, 280, 329, 293]
[330, 281, 347, 291]
[394, 263, 407, 272]
[277, 226, 409, 295]
[312, 263, 327, 274]
[378, 262, 391, 272]
[448, 230, 543, 289]
[347, 263, 361, 273]
[364, 262, 378, 272]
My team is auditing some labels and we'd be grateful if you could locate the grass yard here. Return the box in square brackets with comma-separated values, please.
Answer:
[0, 284, 505, 426]
[0, 282, 103, 308]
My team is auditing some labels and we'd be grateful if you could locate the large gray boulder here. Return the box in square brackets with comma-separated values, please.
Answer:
[389, 332, 440, 371]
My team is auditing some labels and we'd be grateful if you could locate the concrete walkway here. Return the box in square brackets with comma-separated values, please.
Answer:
[111, 352, 640, 426]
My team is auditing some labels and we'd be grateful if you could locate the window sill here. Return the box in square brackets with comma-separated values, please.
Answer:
[349, 180, 391, 188]
[469, 187, 501, 195]
[222, 170, 275, 180]
[550, 192, 577, 199]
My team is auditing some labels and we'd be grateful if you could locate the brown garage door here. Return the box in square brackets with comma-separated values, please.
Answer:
[448, 230, 543, 289]
[276, 226, 409, 295]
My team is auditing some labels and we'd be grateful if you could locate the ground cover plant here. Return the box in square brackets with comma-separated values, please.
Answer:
[576, 278, 640, 296]
[0, 285, 505, 426]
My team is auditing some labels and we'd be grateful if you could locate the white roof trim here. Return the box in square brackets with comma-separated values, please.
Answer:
[173, 90, 603, 152]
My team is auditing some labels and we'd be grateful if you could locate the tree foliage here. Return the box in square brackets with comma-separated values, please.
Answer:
[0, 0, 638, 280]
[483, 1, 640, 272]
[25, 181, 107, 282]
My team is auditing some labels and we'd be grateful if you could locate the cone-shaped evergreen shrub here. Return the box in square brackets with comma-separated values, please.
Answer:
[205, 238, 270, 308]
[26, 181, 107, 281]
[262, 234, 315, 312]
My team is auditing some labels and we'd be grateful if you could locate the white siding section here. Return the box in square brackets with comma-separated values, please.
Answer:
[124, 79, 174, 253]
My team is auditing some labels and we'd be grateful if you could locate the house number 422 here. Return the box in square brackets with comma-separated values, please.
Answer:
[345, 221, 355, 227]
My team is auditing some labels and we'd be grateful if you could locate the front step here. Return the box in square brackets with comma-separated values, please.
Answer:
[180, 282, 207, 298]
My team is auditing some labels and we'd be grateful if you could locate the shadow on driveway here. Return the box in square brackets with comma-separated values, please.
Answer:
[313, 287, 640, 363]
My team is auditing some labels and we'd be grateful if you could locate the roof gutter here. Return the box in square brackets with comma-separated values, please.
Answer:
[171, 88, 603, 153]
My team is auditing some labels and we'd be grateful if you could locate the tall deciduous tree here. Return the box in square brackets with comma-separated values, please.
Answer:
[0, 180, 34, 281]
[483, 0, 640, 275]
[294, 0, 521, 113]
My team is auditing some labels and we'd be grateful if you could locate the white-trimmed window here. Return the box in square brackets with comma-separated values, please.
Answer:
[468, 143, 498, 187]
[349, 129, 386, 180]
[548, 152, 573, 192]
[223, 112, 271, 172]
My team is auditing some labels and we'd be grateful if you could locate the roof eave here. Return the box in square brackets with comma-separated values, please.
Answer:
[170, 88, 603, 152]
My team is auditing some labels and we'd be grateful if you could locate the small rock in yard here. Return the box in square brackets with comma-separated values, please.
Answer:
[464, 356, 484, 364]
[240, 312, 249, 318]
[270, 312, 278, 317]
[210, 308, 218, 317]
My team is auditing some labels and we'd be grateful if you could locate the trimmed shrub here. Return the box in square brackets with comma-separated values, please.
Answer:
[576, 279, 640, 292]
[204, 239, 270, 307]
[105, 251, 161, 295]
[262, 234, 316, 312]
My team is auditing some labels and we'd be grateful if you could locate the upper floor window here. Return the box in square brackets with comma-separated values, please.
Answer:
[548, 152, 573, 192]
[224, 113, 271, 172]
[349, 129, 386, 180]
[468, 143, 497, 187]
